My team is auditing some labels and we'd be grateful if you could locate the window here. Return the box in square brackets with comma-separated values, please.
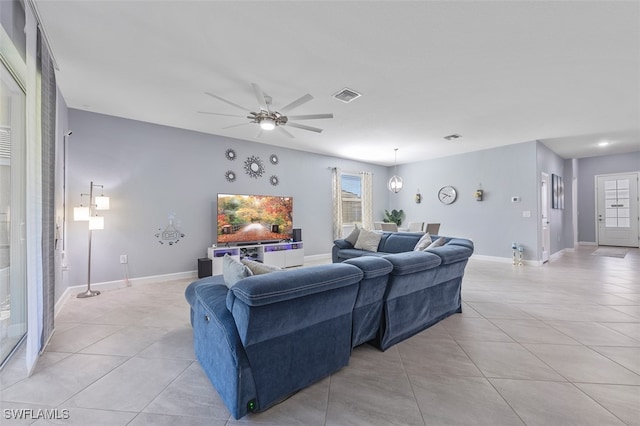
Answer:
[341, 173, 361, 224]
[605, 179, 631, 228]
[0, 60, 27, 366]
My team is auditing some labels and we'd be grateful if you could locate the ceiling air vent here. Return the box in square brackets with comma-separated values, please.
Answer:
[444, 134, 462, 141]
[333, 87, 361, 103]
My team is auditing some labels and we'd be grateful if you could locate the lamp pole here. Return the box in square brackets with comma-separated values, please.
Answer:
[77, 181, 101, 298]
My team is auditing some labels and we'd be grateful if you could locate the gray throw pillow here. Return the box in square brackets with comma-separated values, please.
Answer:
[222, 254, 253, 288]
[241, 258, 284, 275]
[344, 225, 360, 246]
[426, 237, 447, 250]
[413, 232, 432, 251]
[354, 228, 383, 252]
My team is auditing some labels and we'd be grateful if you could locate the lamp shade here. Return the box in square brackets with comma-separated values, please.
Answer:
[95, 196, 110, 210]
[89, 216, 104, 230]
[74, 206, 90, 221]
[388, 175, 403, 193]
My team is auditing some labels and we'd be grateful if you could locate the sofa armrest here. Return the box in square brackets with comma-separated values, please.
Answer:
[426, 245, 473, 264]
[333, 239, 354, 249]
[192, 284, 258, 419]
[185, 275, 226, 309]
[446, 238, 475, 251]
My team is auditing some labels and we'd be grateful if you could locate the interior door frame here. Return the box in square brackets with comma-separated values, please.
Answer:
[540, 172, 551, 263]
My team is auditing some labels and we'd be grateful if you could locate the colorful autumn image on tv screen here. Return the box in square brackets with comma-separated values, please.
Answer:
[217, 194, 293, 244]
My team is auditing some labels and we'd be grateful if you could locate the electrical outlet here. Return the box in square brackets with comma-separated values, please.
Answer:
[120, 254, 128, 264]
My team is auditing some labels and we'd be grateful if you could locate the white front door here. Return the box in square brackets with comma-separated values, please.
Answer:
[596, 173, 639, 247]
[541, 173, 550, 263]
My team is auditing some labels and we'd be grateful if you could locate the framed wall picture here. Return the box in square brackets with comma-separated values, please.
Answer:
[552, 174, 564, 209]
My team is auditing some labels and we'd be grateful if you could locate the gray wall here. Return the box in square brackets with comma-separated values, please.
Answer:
[65, 109, 390, 287]
[65, 108, 620, 288]
[388, 142, 540, 259]
[576, 151, 640, 243]
[536, 141, 571, 256]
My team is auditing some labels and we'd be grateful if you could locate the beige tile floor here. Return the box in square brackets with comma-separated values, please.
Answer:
[1, 245, 638, 425]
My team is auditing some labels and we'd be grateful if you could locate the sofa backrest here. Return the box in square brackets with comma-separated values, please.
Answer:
[378, 232, 424, 253]
[227, 263, 363, 345]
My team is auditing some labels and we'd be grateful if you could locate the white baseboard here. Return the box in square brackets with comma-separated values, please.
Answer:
[304, 253, 332, 263]
[470, 254, 513, 263]
[578, 241, 597, 246]
[471, 254, 541, 267]
[55, 270, 198, 318]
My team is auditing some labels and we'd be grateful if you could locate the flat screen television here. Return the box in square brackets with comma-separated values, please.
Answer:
[217, 194, 293, 245]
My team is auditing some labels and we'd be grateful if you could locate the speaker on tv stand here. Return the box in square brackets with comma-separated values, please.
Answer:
[198, 258, 212, 278]
[292, 228, 302, 242]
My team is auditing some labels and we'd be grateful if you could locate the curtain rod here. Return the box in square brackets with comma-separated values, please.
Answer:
[328, 167, 374, 176]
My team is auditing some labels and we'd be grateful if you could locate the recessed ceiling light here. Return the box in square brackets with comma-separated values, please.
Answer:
[444, 134, 462, 141]
[598, 141, 610, 147]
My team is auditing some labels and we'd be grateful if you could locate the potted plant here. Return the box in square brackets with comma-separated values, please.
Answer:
[383, 209, 404, 226]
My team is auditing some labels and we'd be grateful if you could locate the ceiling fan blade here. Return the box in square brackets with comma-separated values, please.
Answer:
[286, 122, 324, 133]
[251, 83, 269, 112]
[287, 113, 334, 120]
[280, 94, 314, 113]
[205, 91, 250, 112]
[277, 126, 295, 138]
[198, 111, 246, 118]
[222, 122, 251, 130]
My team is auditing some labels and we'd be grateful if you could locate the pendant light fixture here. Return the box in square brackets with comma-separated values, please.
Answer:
[387, 148, 403, 193]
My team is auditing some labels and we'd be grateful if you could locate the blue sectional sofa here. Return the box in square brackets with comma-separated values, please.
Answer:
[185, 232, 473, 418]
[333, 232, 474, 350]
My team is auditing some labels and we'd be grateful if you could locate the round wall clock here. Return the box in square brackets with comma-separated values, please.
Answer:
[438, 186, 457, 204]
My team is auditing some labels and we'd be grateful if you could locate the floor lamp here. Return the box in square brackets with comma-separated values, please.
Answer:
[73, 181, 110, 298]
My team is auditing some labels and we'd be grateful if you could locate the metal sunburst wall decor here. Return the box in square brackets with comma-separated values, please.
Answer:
[225, 170, 237, 182]
[225, 149, 237, 161]
[270, 175, 279, 186]
[244, 155, 265, 179]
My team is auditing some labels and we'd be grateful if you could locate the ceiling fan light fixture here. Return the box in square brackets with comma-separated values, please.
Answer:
[260, 117, 276, 130]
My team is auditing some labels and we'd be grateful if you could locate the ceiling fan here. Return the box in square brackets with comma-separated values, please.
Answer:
[198, 83, 333, 138]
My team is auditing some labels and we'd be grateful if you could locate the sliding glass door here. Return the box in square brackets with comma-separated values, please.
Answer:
[0, 61, 27, 366]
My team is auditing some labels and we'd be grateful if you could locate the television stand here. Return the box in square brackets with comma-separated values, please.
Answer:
[207, 241, 304, 275]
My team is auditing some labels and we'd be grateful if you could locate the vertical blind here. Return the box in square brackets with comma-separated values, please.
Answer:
[38, 27, 55, 351]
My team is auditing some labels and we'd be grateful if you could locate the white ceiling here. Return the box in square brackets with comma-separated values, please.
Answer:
[34, 1, 640, 166]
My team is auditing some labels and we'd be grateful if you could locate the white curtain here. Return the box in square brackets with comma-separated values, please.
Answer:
[331, 167, 343, 240]
[360, 171, 373, 230]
